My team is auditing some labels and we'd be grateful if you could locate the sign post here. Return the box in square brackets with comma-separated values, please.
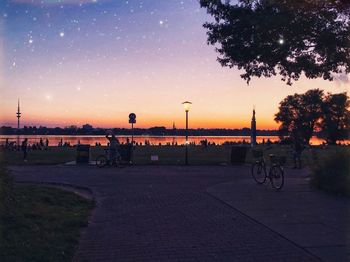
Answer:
[129, 113, 136, 164]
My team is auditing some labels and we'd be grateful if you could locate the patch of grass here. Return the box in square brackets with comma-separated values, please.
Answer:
[133, 145, 232, 165]
[1, 147, 76, 165]
[310, 150, 350, 196]
[0, 165, 12, 213]
[0, 146, 233, 165]
[0, 162, 13, 246]
[0, 184, 95, 262]
[1, 144, 349, 166]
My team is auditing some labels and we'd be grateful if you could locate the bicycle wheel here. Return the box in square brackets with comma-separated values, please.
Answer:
[96, 155, 108, 168]
[251, 161, 267, 184]
[270, 166, 284, 190]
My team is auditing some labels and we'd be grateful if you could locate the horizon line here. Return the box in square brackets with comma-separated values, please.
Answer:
[0, 124, 278, 131]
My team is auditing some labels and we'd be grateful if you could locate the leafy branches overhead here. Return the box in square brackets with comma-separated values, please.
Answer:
[200, 0, 350, 85]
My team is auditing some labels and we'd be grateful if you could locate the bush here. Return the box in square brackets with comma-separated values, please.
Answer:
[0, 163, 13, 215]
[310, 150, 350, 196]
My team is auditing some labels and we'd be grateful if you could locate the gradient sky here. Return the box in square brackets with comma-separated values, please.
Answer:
[0, 0, 349, 129]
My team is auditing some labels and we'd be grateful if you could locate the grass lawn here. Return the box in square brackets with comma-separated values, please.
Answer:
[1, 144, 349, 166]
[1, 146, 232, 165]
[0, 184, 95, 262]
[0, 147, 77, 165]
[134, 145, 232, 165]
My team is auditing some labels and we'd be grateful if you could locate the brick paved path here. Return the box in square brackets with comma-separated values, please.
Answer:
[11, 165, 318, 261]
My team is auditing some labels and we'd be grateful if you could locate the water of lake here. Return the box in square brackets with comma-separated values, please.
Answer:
[0, 135, 343, 146]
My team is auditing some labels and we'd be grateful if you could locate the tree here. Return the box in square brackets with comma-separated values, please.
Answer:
[320, 92, 350, 144]
[200, 0, 350, 85]
[274, 89, 324, 144]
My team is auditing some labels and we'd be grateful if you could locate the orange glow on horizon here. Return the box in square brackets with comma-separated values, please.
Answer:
[0, 113, 278, 130]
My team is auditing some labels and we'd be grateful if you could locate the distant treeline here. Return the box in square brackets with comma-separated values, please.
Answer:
[0, 125, 278, 136]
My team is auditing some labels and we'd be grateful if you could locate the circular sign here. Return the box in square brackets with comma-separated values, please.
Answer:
[129, 113, 136, 124]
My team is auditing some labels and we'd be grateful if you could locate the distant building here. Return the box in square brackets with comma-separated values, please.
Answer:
[251, 108, 257, 146]
[82, 124, 93, 131]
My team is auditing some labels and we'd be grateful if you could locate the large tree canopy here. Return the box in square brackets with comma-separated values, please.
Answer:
[275, 89, 350, 145]
[275, 89, 324, 145]
[320, 92, 350, 144]
[200, 0, 350, 85]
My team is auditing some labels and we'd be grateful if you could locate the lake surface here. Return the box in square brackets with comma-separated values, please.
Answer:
[1, 135, 344, 146]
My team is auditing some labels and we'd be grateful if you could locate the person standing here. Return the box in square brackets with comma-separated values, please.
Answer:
[39, 138, 44, 150]
[21, 138, 28, 162]
[293, 138, 304, 169]
[45, 138, 49, 150]
[106, 132, 120, 165]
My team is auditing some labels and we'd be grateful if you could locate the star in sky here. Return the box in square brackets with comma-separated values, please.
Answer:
[1, 0, 346, 129]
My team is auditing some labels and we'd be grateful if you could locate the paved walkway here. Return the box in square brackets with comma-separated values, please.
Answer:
[9, 165, 347, 261]
[207, 169, 350, 262]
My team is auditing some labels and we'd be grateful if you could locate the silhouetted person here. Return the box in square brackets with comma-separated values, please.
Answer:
[106, 133, 120, 165]
[21, 138, 28, 161]
[293, 139, 304, 169]
[45, 138, 49, 150]
[39, 138, 44, 150]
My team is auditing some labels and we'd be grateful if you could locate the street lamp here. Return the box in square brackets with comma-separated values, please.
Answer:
[182, 101, 192, 165]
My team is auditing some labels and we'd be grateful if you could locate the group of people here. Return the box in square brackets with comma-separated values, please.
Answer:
[58, 139, 71, 147]
[3, 138, 50, 161]
[20, 138, 49, 161]
[14, 133, 122, 163]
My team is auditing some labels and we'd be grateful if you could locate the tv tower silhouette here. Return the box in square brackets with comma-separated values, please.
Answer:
[16, 99, 21, 147]
[17, 99, 21, 130]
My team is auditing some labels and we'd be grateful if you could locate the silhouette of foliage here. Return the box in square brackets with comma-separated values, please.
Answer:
[311, 150, 350, 196]
[275, 89, 324, 144]
[275, 89, 350, 144]
[320, 93, 350, 144]
[200, 0, 350, 85]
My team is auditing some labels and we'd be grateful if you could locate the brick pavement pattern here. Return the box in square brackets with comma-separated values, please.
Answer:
[10, 165, 318, 262]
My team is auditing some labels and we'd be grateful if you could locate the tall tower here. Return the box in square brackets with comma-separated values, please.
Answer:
[16, 99, 21, 147]
[17, 99, 21, 130]
[251, 107, 257, 146]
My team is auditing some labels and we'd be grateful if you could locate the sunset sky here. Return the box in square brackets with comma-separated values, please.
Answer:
[1, 0, 349, 129]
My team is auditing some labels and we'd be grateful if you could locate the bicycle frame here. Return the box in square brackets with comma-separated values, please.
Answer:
[252, 150, 284, 190]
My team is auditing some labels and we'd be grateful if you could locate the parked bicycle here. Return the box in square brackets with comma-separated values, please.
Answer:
[96, 149, 121, 168]
[251, 149, 285, 190]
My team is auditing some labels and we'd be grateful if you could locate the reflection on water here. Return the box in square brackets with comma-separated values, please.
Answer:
[0, 135, 344, 146]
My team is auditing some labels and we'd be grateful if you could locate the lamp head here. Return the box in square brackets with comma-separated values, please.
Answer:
[182, 101, 192, 112]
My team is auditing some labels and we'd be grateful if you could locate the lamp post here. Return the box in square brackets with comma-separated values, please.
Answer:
[182, 101, 192, 165]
